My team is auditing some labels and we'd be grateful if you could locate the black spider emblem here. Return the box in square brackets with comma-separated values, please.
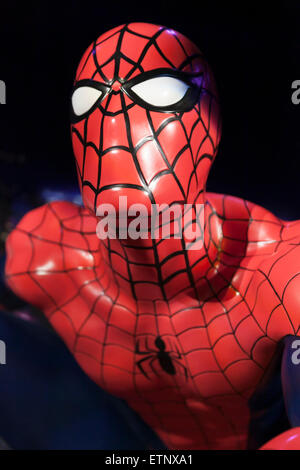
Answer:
[135, 336, 188, 380]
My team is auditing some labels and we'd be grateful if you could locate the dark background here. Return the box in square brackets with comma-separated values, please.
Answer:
[0, 0, 299, 449]
[0, 0, 299, 222]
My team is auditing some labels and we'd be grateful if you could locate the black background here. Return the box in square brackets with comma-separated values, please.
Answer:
[0, 0, 299, 219]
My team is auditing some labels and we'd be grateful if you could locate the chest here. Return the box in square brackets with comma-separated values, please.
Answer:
[70, 283, 278, 401]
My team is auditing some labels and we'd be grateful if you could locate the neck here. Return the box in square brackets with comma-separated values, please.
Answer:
[96, 196, 226, 302]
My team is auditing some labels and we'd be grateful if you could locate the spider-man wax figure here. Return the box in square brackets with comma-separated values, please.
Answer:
[5, 22, 300, 450]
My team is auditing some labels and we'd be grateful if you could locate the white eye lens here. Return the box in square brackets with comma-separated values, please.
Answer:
[72, 86, 103, 116]
[131, 76, 189, 107]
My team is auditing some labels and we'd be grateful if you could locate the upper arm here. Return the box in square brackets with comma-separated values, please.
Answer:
[256, 233, 300, 338]
[269, 223, 300, 335]
[5, 201, 81, 313]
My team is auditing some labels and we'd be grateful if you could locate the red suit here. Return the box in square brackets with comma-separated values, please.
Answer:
[5, 23, 300, 449]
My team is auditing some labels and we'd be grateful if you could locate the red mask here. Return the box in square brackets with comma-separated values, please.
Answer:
[71, 22, 221, 215]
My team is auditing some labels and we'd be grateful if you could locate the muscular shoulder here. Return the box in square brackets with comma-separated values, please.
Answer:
[5, 201, 98, 312]
[208, 193, 300, 336]
[207, 192, 292, 256]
